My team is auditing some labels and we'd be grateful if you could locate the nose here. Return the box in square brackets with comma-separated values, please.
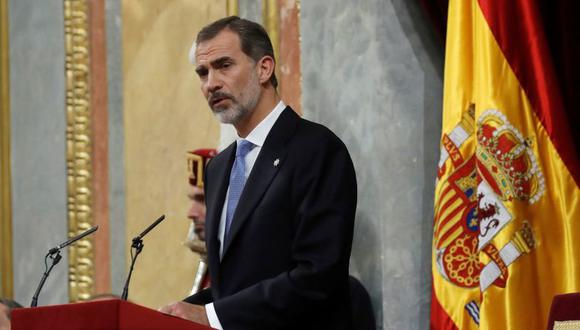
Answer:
[188, 203, 200, 220]
[206, 70, 222, 94]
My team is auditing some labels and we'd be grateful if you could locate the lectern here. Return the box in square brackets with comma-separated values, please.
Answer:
[12, 299, 213, 330]
[547, 293, 580, 330]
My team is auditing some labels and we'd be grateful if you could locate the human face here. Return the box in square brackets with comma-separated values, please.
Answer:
[187, 185, 207, 241]
[194, 29, 261, 125]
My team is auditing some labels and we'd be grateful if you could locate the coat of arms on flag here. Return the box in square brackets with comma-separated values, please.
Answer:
[433, 105, 543, 326]
[430, 1, 580, 329]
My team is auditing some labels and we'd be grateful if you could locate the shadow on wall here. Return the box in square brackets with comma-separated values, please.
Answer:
[390, 2, 444, 330]
[391, 0, 444, 79]
[350, 210, 382, 328]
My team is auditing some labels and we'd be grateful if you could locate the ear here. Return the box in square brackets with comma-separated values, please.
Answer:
[256, 55, 275, 85]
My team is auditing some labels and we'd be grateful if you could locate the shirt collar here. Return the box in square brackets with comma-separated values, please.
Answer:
[238, 100, 286, 148]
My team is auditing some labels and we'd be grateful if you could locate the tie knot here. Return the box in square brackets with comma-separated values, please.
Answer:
[236, 140, 254, 158]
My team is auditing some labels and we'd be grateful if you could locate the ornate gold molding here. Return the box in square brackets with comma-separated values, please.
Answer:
[226, 0, 238, 16]
[0, 0, 13, 299]
[64, 0, 95, 302]
[262, 0, 280, 66]
[297, 0, 302, 98]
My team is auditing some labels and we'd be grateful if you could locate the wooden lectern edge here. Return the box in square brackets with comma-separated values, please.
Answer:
[12, 299, 214, 330]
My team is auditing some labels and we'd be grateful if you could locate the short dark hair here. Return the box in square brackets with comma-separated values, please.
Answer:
[196, 16, 278, 88]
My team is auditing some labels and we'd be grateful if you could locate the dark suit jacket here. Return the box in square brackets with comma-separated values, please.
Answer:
[185, 107, 357, 330]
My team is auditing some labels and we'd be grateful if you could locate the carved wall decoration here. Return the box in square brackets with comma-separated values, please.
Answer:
[63, 0, 95, 302]
[263, 0, 280, 79]
[227, 0, 238, 16]
[0, 0, 13, 299]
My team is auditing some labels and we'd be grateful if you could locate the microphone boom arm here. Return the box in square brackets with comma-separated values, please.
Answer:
[121, 214, 166, 301]
[31, 226, 99, 307]
[30, 251, 62, 307]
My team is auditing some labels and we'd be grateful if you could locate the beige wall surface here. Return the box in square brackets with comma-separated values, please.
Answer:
[122, 0, 224, 308]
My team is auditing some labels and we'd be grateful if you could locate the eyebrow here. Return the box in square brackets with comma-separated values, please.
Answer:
[195, 56, 233, 75]
[211, 56, 233, 67]
[188, 191, 205, 198]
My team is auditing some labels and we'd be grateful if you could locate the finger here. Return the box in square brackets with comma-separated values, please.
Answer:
[158, 303, 174, 314]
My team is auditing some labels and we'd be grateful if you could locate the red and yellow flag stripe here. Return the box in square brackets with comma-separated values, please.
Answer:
[431, 0, 580, 329]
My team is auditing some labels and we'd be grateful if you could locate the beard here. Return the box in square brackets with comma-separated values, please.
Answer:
[208, 71, 261, 125]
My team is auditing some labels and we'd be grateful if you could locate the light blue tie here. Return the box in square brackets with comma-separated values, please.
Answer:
[225, 140, 255, 240]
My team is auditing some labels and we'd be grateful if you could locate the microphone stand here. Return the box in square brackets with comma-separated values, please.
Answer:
[121, 214, 166, 301]
[29, 226, 98, 307]
[30, 250, 62, 307]
[121, 238, 144, 301]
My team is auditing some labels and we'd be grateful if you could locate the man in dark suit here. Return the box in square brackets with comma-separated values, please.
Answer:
[161, 16, 357, 330]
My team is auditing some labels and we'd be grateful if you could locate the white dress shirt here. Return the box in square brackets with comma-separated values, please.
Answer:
[205, 101, 286, 329]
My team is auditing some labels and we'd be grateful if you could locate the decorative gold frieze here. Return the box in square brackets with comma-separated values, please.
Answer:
[262, 0, 280, 67]
[64, 0, 95, 302]
[0, 0, 13, 299]
[227, 0, 238, 16]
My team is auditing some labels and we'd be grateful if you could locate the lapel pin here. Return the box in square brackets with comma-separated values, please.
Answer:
[273, 158, 280, 167]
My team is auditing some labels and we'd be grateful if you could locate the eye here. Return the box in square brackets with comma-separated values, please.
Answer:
[195, 67, 208, 78]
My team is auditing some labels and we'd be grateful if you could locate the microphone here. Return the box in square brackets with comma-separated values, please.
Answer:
[48, 226, 99, 254]
[133, 214, 165, 242]
[122, 214, 166, 301]
[31, 226, 99, 307]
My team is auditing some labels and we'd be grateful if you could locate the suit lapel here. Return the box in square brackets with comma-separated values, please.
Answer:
[221, 107, 299, 257]
[206, 142, 236, 276]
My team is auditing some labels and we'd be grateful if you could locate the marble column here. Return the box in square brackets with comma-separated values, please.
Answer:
[301, 1, 443, 328]
[9, 0, 68, 306]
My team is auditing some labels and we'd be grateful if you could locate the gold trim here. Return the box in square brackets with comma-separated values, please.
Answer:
[554, 320, 580, 330]
[226, 0, 238, 16]
[297, 0, 302, 107]
[262, 0, 280, 78]
[64, 0, 95, 302]
[187, 153, 204, 188]
[0, 0, 13, 299]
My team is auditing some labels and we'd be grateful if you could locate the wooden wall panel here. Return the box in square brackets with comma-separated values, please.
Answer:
[122, 0, 224, 308]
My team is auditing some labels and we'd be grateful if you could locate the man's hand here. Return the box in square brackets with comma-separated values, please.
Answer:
[0, 313, 10, 330]
[159, 301, 209, 326]
[0, 303, 10, 330]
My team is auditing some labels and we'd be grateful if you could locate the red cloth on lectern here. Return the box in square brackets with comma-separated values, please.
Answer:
[12, 299, 212, 330]
[547, 293, 580, 330]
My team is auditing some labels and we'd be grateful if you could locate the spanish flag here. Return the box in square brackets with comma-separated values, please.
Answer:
[431, 0, 580, 329]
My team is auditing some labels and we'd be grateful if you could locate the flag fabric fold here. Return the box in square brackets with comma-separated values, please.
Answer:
[430, 0, 580, 329]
